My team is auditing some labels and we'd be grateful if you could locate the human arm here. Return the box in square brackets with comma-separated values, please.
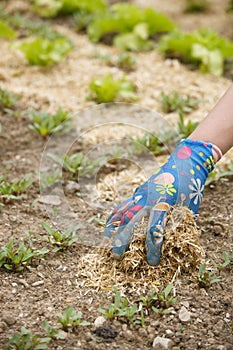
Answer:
[104, 84, 233, 265]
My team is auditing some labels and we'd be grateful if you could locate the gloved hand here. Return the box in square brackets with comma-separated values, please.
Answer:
[104, 139, 221, 265]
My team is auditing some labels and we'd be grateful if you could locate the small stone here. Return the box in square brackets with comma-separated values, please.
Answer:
[39, 195, 61, 206]
[180, 301, 189, 308]
[65, 181, 80, 193]
[31, 280, 44, 287]
[217, 346, 225, 350]
[138, 327, 148, 337]
[94, 316, 106, 328]
[165, 329, 173, 335]
[123, 329, 134, 341]
[179, 306, 191, 322]
[2, 313, 16, 326]
[152, 336, 173, 349]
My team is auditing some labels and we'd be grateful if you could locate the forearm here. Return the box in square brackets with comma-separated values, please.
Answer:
[189, 84, 233, 155]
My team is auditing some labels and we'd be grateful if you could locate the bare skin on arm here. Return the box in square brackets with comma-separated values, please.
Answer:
[189, 84, 233, 155]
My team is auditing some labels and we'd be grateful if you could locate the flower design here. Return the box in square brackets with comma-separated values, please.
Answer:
[189, 178, 204, 205]
[155, 183, 177, 196]
[204, 155, 215, 171]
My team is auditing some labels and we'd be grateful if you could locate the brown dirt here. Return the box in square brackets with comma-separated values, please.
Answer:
[0, 1, 233, 350]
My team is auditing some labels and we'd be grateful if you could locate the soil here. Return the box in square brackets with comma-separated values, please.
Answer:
[0, 1, 233, 350]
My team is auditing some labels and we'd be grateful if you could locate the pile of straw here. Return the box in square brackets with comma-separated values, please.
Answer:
[76, 207, 204, 296]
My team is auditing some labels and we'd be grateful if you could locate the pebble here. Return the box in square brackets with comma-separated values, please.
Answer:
[39, 195, 61, 206]
[2, 313, 16, 326]
[94, 316, 106, 328]
[152, 336, 173, 349]
[65, 181, 80, 193]
[179, 306, 191, 322]
[31, 280, 44, 287]
[123, 329, 134, 341]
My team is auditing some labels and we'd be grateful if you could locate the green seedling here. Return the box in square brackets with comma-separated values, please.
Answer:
[40, 169, 63, 190]
[0, 88, 19, 110]
[57, 306, 90, 332]
[4, 326, 51, 350]
[0, 20, 16, 39]
[212, 250, 233, 273]
[0, 174, 33, 203]
[185, 0, 209, 12]
[15, 36, 72, 66]
[28, 107, 72, 137]
[99, 287, 142, 326]
[161, 91, 200, 114]
[206, 160, 233, 185]
[41, 222, 80, 252]
[43, 321, 66, 340]
[33, 0, 107, 18]
[151, 284, 176, 315]
[0, 238, 48, 272]
[88, 3, 175, 43]
[88, 73, 138, 103]
[129, 132, 165, 156]
[177, 113, 199, 139]
[159, 28, 233, 76]
[197, 263, 222, 289]
[97, 52, 136, 72]
[139, 290, 158, 314]
[49, 152, 105, 179]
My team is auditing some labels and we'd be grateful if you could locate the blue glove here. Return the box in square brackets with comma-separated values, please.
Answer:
[104, 139, 220, 265]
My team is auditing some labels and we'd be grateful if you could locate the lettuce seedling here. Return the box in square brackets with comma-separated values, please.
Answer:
[159, 28, 233, 76]
[15, 36, 72, 66]
[88, 73, 138, 103]
[0, 20, 16, 39]
[161, 91, 200, 114]
[4, 326, 51, 350]
[88, 3, 175, 43]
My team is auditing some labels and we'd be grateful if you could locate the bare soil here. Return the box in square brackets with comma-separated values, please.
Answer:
[0, 1, 233, 350]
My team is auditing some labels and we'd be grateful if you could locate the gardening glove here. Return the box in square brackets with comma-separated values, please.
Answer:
[104, 139, 222, 266]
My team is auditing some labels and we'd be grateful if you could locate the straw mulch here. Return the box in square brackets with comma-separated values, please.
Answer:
[76, 207, 204, 296]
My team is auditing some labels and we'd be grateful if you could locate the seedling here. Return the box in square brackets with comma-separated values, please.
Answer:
[177, 113, 199, 138]
[0, 88, 19, 110]
[159, 28, 233, 76]
[98, 287, 142, 326]
[0, 20, 16, 39]
[97, 52, 136, 72]
[0, 238, 48, 272]
[48, 152, 105, 179]
[161, 91, 200, 114]
[185, 0, 209, 12]
[57, 306, 90, 332]
[151, 284, 176, 315]
[206, 160, 233, 185]
[43, 321, 66, 340]
[0, 174, 33, 203]
[40, 169, 63, 190]
[88, 73, 138, 103]
[15, 36, 72, 66]
[28, 107, 73, 137]
[4, 326, 51, 350]
[41, 222, 80, 252]
[129, 132, 165, 156]
[197, 263, 222, 289]
[212, 250, 233, 273]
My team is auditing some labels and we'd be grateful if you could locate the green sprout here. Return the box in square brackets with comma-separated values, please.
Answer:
[0, 174, 34, 203]
[151, 284, 176, 315]
[161, 91, 200, 114]
[197, 263, 222, 289]
[0, 88, 19, 110]
[88, 73, 138, 103]
[15, 36, 72, 66]
[177, 113, 199, 139]
[0, 238, 48, 272]
[57, 306, 90, 332]
[41, 222, 80, 252]
[28, 107, 73, 137]
[184, 0, 209, 13]
[4, 326, 51, 350]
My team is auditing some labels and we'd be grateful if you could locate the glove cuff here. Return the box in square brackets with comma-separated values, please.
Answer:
[187, 138, 223, 162]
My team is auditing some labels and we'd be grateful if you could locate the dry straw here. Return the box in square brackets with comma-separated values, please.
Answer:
[77, 207, 204, 296]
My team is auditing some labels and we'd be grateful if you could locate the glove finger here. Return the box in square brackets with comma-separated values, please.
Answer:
[146, 202, 170, 266]
[112, 206, 148, 259]
[104, 194, 144, 240]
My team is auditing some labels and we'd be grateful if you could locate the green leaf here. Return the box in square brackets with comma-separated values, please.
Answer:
[0, 20, 16, 39]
